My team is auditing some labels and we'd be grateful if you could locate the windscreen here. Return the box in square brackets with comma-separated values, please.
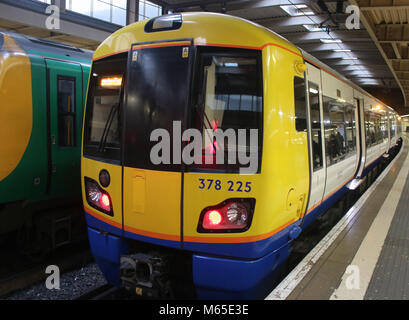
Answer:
[123, 44, 191, 171]
[83, 53, 127, 162]
[189, 48, 263, 173]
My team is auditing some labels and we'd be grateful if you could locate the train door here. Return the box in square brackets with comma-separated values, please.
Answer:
[305, 64, 326, 212]
[354, 97, 366, 179]
[45, 59, 83, 197]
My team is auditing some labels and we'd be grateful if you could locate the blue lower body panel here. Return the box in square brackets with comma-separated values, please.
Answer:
[87, 223, 291, 299]
[192, 243, 291, 299]
[87, 227, 128, 287]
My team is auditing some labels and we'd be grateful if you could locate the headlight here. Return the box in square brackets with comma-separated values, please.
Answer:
[84, 177, 113, 216]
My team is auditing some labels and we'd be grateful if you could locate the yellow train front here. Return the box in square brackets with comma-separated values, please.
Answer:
[81, 12, 312, 299]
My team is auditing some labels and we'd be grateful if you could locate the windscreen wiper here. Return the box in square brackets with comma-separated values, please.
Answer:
[98, 102, 119, 153]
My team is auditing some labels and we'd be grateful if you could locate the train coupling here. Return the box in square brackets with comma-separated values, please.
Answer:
[119, 253, 173, 298]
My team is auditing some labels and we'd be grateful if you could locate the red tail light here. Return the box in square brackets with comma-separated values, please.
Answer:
[100, 194, 111, 209]
[204, 210, 223, 227]
[85, 178, 113, 216]
[198, 198, 255, 233]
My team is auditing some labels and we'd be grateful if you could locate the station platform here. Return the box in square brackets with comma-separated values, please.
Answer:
[267, 135, 409, 300]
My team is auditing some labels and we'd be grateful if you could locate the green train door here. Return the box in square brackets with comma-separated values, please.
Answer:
[45, 59, 83, 198]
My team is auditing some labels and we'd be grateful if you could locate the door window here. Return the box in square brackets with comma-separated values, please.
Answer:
[294, 77, 307, 132]
[58, 77, 76, 147]
[308, 82, 323, 171]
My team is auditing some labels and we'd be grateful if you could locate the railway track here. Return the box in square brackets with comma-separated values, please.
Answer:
[0, 246, 92, 298]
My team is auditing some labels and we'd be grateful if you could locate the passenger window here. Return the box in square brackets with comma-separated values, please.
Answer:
[294, 77, 307, 132]
[365, 111, 382, 146]
[323, 96, 357, 166]
[58, 77, 76, 147]
[308, 82, 323, 171]
[397, 117, 401, 136]
[390, 114, 396, 138]
[381, 115, 389, 142]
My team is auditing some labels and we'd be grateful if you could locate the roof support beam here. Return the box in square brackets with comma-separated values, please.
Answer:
[380, 41, 409, 44]
[392, 42, 402, 59]
[360, 5, 409, 11]
[282, 29, 370, 43]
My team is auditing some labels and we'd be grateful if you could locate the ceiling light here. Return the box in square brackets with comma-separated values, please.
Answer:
[359, 80, 380, 85]
[320, 39, 342, 43]
[342, 57, 358, 60]
[333, 49, 351, 52]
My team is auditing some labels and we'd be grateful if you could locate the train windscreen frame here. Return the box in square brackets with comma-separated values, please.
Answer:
[83, 52, 127, 163]
[188, 47, 263, 174]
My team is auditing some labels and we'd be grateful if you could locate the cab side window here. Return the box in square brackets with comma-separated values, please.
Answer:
[365, 111, 382, 146]
[308, 82, 323, 171]
[294, 77, 307, 132]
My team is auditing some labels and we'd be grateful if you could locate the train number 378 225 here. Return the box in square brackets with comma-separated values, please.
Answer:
[198, 179, 252, 192]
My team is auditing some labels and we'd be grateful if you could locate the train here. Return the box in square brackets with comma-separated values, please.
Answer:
[0, 31, 92, 258]
[81, 12, 402, 299]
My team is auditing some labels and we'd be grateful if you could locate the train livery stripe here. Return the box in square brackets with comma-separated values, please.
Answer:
[84, 206, 180, 241]
[85, 206, 123, 230]
[85, 204, 296, 244]
[132, 40, 191, 50]
[183, 218, 298, 244]
[194, 42, 262, 51]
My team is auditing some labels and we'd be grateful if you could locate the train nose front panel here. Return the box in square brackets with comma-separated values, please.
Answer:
[122, 168, 182, 247]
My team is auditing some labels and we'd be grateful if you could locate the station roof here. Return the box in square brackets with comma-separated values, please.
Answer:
[1, 0, 407, 111]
